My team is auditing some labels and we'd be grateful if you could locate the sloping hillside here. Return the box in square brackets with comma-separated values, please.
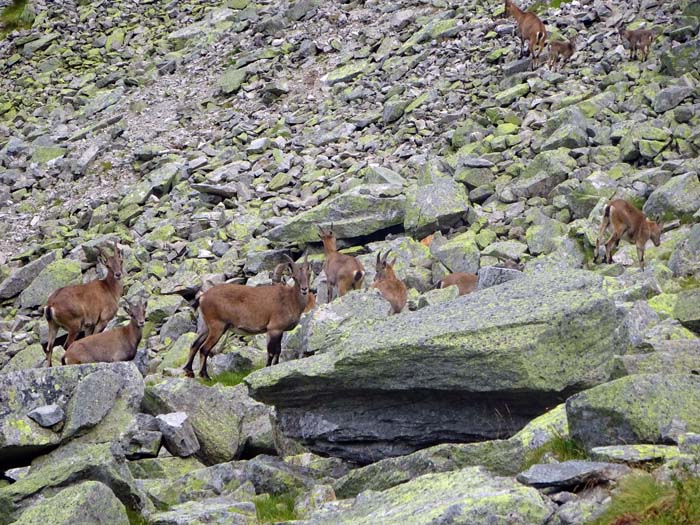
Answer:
[1, 0, 700, 523]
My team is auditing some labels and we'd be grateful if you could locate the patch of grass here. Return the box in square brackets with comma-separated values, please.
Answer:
[198, 367, 260, 388]
[254, 493, 298, 523]
[1, 0, 32, 36]
[522, 431, 588, 470]
[589, 472, 700, 525]
[125, 508, 148, 525]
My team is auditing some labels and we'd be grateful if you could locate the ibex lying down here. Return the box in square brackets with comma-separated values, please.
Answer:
[594, 199, 661, 271]
[45, 242, 124, 367]
[372, 251, 407, 314]
[62, 299, 146, 365]
[318, 226, 364, 303]
[437, 272, 479, 296]
[504, 0, 547, 69]
[618, 27, 655, 61]
[183, 255, 311, 378]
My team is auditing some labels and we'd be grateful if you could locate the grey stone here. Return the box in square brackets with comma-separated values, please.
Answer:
[27, 404, 64, 428]
[517, 460, 631, 489]
[653, 86, 694, 113]
[156, 412, 200, 458]
[0, 251, 56, 300]
[477, 266, 524, 289]
[246, 270, 627, 463]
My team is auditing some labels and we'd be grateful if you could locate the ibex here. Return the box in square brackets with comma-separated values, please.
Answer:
[618, 27, 655, 61]
[44, 241, 124, 367]
[504, 0, 547, 69]
[594, 199, 661, 271]
[62, 299, 146, 365]
[372, 251, 407, 314]
[272, 262, 316, 313]
[548, 36, 576, 70]
[318, 226, 364, 303]
[183, 254, 311, 378]
[436, 272, 479, 296]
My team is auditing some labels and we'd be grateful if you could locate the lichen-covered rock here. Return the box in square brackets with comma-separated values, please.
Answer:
[18, 259, 82, 309]
[0, 363, 143, 470]
[673, 288, 700, 332]
[0, 251, 57, 300]
[149, 497, 257, 525]
[567, 374, 700, 449]
[143, 379, 244, 464]
[503, 148, 577, 200]
[246, 270, 627, 463]
[659, 38, 700, 75]
[589, 444, 681, 464]
[430, 231, 480, 274]
[304, 467, 554, 525]
[266, 184, 405, 243]
[127, 456, 206, 480]
[156, 412, 200, 458]
[12, 481, 129, 525]
[668, 224, 700, 278]
[333, 403, 567, 498]
[643, 173, 700, 221]
[0, 442, 148, 522]
[404, 179, 471, 238]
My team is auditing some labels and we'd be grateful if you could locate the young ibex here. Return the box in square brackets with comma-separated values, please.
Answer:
[618, 27, 655, 61]
[504, 0, 547, 69]
[62, 299, 146, 365]
[548, 36, 576, 70]
[372, 251, 407, 314]
[44, 241, 124, 367]
[594, 199, 662, 271]
[183, 254, 311, 378]
[437, 272, 479, 296]
[318, 226, 364, 303]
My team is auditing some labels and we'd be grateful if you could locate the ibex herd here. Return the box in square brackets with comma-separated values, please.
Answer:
[34, 1, 665, 375]
[502, 0, 657, 71]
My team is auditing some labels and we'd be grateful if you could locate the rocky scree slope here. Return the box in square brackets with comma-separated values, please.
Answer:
[1, 0, 700, 523]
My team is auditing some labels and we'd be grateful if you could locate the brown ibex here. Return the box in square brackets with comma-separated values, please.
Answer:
[372, 251, 407, 314]
[594, 199, 662, 271]
[44, 241, 124, 367]
[272, 262, 316, 313]
[504, 0, 547, 69]
[183, 254, 311, 378]
[437, 272, 479, 296]
[618, 27, 655, 61]
[318, 226, 364, 303]
[548, 36, 576, 70]
[62, 299, 146, 365]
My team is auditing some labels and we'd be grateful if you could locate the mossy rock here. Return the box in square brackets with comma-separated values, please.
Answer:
[18, 259, 82, 309]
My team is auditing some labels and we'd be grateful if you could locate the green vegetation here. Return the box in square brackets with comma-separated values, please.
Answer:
[254, 493, 298, 523]
[522, 431, 588, 469]
[199, 368, 260, 388]
[1, 0, 32, 36]
[589, 472, 700, 525]
[125, 508, 149, 525]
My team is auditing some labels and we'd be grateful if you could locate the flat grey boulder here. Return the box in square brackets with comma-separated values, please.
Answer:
[266, 184, 405, 243]
[567, 374, 700, 449]
[517, 460, 631, 489]
[0, 251, 56, 300]
[12, 481, 129, 525]
[0, 363, 144, 470]
[246, 270, 627, 463]
[302, 467, 555, 525]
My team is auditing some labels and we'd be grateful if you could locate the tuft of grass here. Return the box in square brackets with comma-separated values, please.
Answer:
[254, 493, 298, 523]
[198, 368, 260, 388]
[589, 472, 700, 525]
[1, 0, 32, 36]
[125, 508, 148, 525]
[522, 431, 588, 470]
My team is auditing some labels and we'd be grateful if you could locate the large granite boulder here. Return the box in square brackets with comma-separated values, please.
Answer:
[142, 379, 244, 465]
[567, 374, 700, 450]
[266, 184, 405, 243]
[301, 467, 555, 525]
[246, 270, 628, 463]
[12, 481, 129, 525]
[0, 363, 144, 470]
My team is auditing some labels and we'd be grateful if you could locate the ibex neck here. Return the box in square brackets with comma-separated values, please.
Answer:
[322, 239, 337, 254]
[103, 272, 123, 298]
[126, 320, 143, 349]
[508, 3, 526, 22]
